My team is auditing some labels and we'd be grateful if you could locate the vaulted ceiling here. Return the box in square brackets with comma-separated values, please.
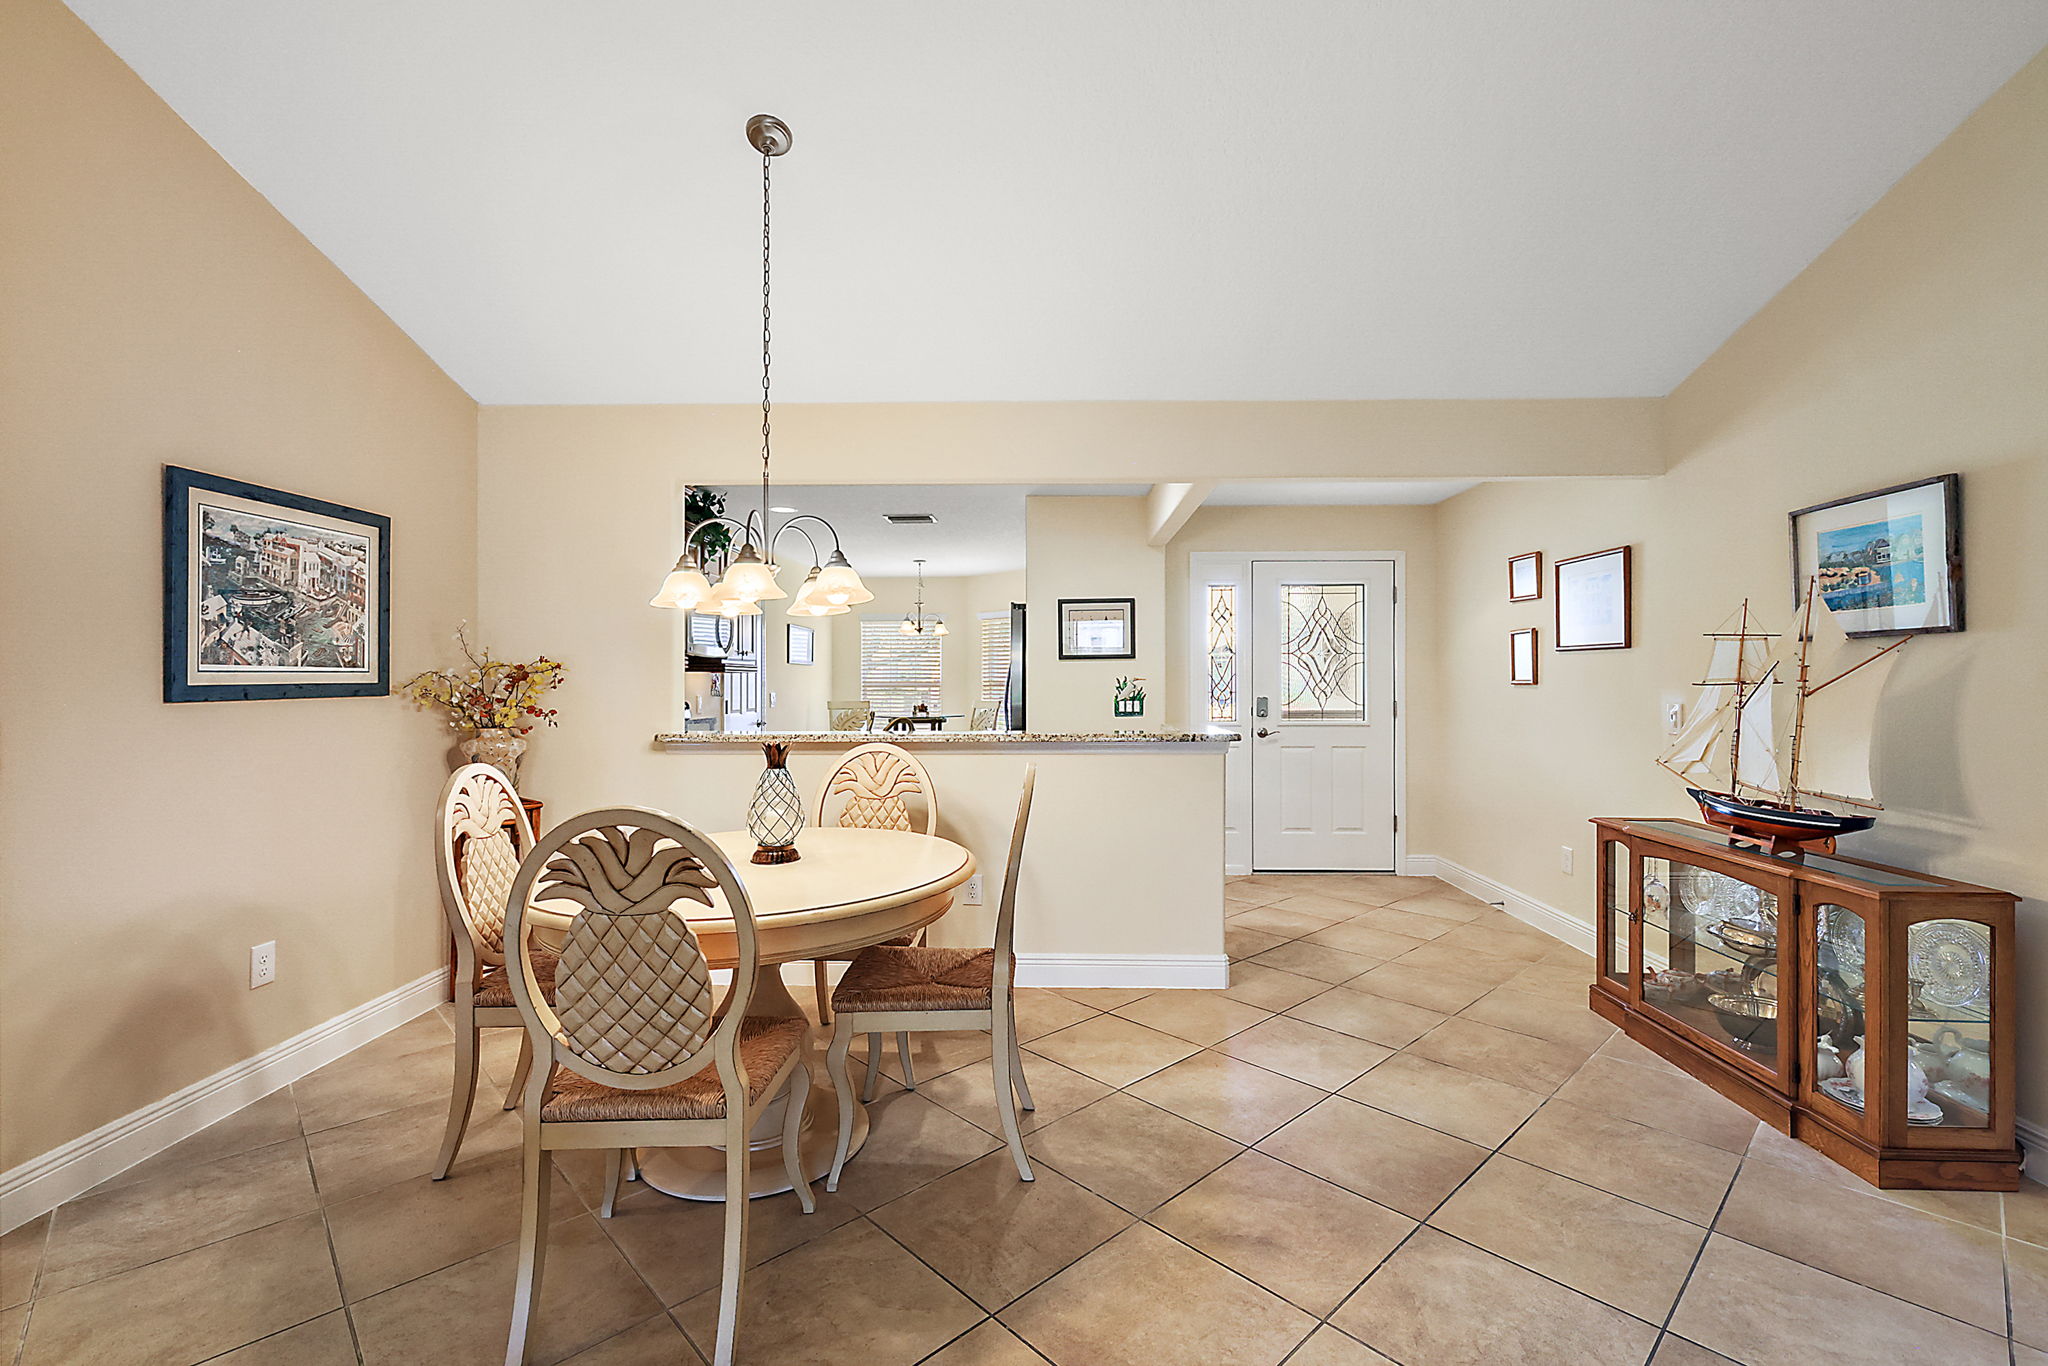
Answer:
[67, 2, 2048, 405]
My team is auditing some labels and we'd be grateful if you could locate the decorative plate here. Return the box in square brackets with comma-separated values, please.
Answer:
[1820, 1076, 1944, 1124]
[1674, 866, 1771, 927]
[1906, 921, 1991, 1017]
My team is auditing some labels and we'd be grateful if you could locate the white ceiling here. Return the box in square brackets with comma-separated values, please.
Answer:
[68, 3, 2048, 405]
[1205, 480, 1480, 507]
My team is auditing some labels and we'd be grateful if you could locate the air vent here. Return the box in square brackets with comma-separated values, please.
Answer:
[884, 513, 937, 525]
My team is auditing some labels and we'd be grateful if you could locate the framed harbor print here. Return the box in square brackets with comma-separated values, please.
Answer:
[1508, 551, 1542, 602]
[1554, 546, 1632, 651]
[163, 466, 390, 701]
[1057, 598, 1136, 659]
[1509, 628, 1539, 684]
[785, 623, 815, 665]
[1790, 473, 1961, 637]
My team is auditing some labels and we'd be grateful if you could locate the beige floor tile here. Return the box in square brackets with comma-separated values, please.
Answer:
[1248, 940, 1388, 984]
[1258, 1096, 1486, 1219]
[1300, 921, 1429, 961]
[1030, 1093, 1242, 1213]
[306, 1094, 520, 1205]
[2008, 1176, 2048, 1246]
[1458, 986, 1615, 1052]
[0, 1214, 47, 1310]
[1110, 990, 1271, 1046]
[881, 1028, 996, 1086]
[1343, 959, 1500, 1014]
[1380, 940, 1527, 986]
[1713, 1155, 2008, 1331]
[557, 1313, 705, 1366]
[1506, 960, 1600, 1003]
[1384, 889, 1493, 922]
[351, 1211, 661, 1366]
[209, 1309, 358, 1364]
[915, 1050, 1114, 1136]
[1406, 1017, 1590, 1093]
[85, 1089, 304, 1197]
[1648, 1336, 1738, 1365]
[1002, 1223, 1315, 1366]
[869, 1150, 1133, 1309]
[1430, 920, 1557, 962]
[0, 1304, 24, 1365]
[1218, 962, 1330, 1013]
[19, 1212, 339, 1366]
[2001, 1235, 2046, 1350]
[1337, 875, 1455, 905]
[39, 1137, 318, 1294]
[1668, 1234, 2008, 1366]
[1024, 1013, 1200, 1088]
[1504, 1099, 1740, 1226]
[1009, 989, 1100, 1042]
[1125, 1049, 1325, 1143]
[2019, 1347, 2048, 1366]
[1217, 1016, 1393, 1091]
[326, 1143, 581, 1302]
[1332, 1226, 1659, 1366]
[675, 1218, 982, 1366]
[292, 1026, 456, 1135]
[1339, 1052, 1546, 1147]
[1348, 906, 1461, 940]
[1225, 925, 1289, 961]
[1285, 1325, 1398, 1365]
[1548, 1055, 1761, 1153]
[601, 1180, 860, 1306]
[1431, 1154, 1705, 1320]
[1288, 986, 1447, 1049]
[1227, 903, 1344, 939]
[1740, 1122, 2009, 1232]
[1593, 1029, 1690, 1077]
[1265, 891, 1380, 922]
[921, 1319, 1050, 1365]
[828, 1088, 1004, 1212]
[1049, 986, 1153, 1010]
[1152, 1150, 1413, 1315]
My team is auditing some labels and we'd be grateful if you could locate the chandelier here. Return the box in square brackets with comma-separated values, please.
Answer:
[650, 114, 872, 619]
[900, 560, 948, 636]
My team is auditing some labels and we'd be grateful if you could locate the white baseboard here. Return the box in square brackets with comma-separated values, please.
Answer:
[1017, 953, 1229, 990]
[1419, 854, 1595, 957]
[1224, 863, 1251, 877]
[1400, 854, 1441, 878]
[0, 969, 448, 1234]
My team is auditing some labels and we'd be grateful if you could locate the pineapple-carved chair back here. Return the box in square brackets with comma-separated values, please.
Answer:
[970, 705, 999, 732]
[437, 764, 537, 975]
[816, 743, 938, 835]
[826, 701, 874, 732]
[502, 807, 761, 1095]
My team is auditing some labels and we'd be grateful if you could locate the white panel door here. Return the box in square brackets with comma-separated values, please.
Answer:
[1250, 560, 1396, 870]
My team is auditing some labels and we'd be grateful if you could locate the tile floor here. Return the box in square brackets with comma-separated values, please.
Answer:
[4, 873, 2043, 1365]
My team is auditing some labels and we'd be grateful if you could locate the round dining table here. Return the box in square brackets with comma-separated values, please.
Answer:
[526, 825, 974, 1201]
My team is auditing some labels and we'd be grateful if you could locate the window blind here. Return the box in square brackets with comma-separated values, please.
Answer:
[859, 617, 942, 719]
[979, 613, 1012, 711]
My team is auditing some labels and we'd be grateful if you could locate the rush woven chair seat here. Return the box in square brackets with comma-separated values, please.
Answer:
[473, 950, 558, 1009]
[539, 1016, 808, 1122]
[827, 765, 1037, 1188]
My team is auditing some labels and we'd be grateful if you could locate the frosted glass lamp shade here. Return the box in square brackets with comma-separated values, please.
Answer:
[704, 585, 761, 617]
[788, 570, 848, 617]
[718, 547, 786, 602]
[649, 563, 714, 610]
[813, 556, 873, 606]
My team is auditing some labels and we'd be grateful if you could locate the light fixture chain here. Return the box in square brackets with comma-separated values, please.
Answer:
[759, 147, 774, 540]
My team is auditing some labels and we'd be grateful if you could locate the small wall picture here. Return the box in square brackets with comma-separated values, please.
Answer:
[1508, 551, 1542, 602]
[1555, 545, 1632, 651]
[1791, 473, 1961, 637]
[164, 466, 389, 701]
[1058, 597, 1136, 660]
[1509, 628, 1539, 685]
[785, 623, 815, 665]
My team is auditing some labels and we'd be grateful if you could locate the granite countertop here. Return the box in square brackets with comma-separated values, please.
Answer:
[654, 729, 1239, 746]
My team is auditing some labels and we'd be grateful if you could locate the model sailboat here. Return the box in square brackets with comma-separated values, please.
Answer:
[1659, 585, 1907, 855]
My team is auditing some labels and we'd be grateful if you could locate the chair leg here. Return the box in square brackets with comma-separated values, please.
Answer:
[502, 1031, 533, 1111]
[601, 1148, 623, 1218]
[624, 1149, 640, 1183]
[897, 1032, 917, 1091]
[433, 1005, 481, 1180]
[825, 1018, 857, 1193]
[861, 1033, 884, 1103]
[714, 1110, 752, 1366]
[1008, 1004, 1036, 1112]
[503, 1134, 553, 1365]
[992, 1008, 1035, 1182]
[813, 960, 833, 1025]
[781, 1064, 816, 1213]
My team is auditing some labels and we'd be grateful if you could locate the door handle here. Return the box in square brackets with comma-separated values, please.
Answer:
[1255, 728, 1274, 738]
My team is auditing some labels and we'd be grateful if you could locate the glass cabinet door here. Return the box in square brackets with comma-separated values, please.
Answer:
[1904, 917, 1995, 1131]
[1600, 840, 1630, 989]
[1810, 902, 1869, 1124]
[1637, 856, 1783, 1074]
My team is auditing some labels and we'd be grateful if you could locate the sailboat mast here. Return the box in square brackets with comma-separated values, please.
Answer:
[1786, 579, 1816, 802]
[1727, 599, 1749, 794]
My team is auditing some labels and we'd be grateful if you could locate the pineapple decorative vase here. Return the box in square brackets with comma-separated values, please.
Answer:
[748, 742, 804, 864]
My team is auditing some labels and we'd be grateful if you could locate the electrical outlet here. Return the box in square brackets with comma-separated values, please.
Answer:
[1559, 846, 1575, 876]
[961, 875, 984, 905]
[250, 941, 277, 989]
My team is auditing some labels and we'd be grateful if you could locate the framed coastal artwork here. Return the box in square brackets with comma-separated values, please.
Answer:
[1508, 551, 1542, 602]
[163, 466, 390, 702]
[1554, 546, 1632, 651]
[1509, 628, 1539, 685]
[786, 623, 815, 665]
[1790, 473, 1961, 637]
[1058, 598, 1136, 660]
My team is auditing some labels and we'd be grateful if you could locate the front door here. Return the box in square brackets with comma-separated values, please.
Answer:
[1249, 559, 1397, 870]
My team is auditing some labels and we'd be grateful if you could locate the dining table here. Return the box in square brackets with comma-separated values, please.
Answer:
[525, 824, 975, 1200]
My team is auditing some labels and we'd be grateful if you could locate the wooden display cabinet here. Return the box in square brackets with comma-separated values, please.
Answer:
[1589, 817, 2019, 1191]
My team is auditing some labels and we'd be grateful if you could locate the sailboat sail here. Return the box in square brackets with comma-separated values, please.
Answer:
[1734, 663, 1781, 793]
[1792, 593, 1901, 805]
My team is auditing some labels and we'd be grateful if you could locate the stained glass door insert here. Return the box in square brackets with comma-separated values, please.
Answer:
[1278, 584, 1366, 721]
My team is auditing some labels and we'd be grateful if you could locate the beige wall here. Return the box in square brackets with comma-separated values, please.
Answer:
[825, 571, 1023, 722]
[1428, 53, 2048, 1130]
[0, 1, 478, 1169]
[1025, 498, 1167, 733]
[761, 613, 835, 732]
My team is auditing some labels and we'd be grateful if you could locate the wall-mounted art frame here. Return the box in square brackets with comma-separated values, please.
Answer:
[786, 623, 815, 665]
[1057, 597, 1136, 660]
[1508, 551, 1542, 602]
[1509, 627, 1539, 685]
[1554, 545, 1632, 651]
[164, 465, 390, 702]
[1790, 473, 1962, 638]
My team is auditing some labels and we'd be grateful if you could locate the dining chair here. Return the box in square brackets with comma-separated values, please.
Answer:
[807, 743, 940, 1033]
[969, 704, 998, 732]
[826, 699, 874, 732]
[433, 763, 548, 1182]
[500, 806, 814, 1366]
[825, 764, 1037, 1188]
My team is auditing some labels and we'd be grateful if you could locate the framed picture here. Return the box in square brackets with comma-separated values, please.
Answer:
[1509, 628, 1539, 685]
[1554, 546, 1632, 651]
[1508, 551, 1542, 602]
[1790, 473, 1961, 637]
[1057, 597, 1135, 660]
[786, 623, 815, 665]
[164, 466, 389, 702]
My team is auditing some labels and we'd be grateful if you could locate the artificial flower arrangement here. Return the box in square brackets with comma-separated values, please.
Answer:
[401, 627, 565, 733]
